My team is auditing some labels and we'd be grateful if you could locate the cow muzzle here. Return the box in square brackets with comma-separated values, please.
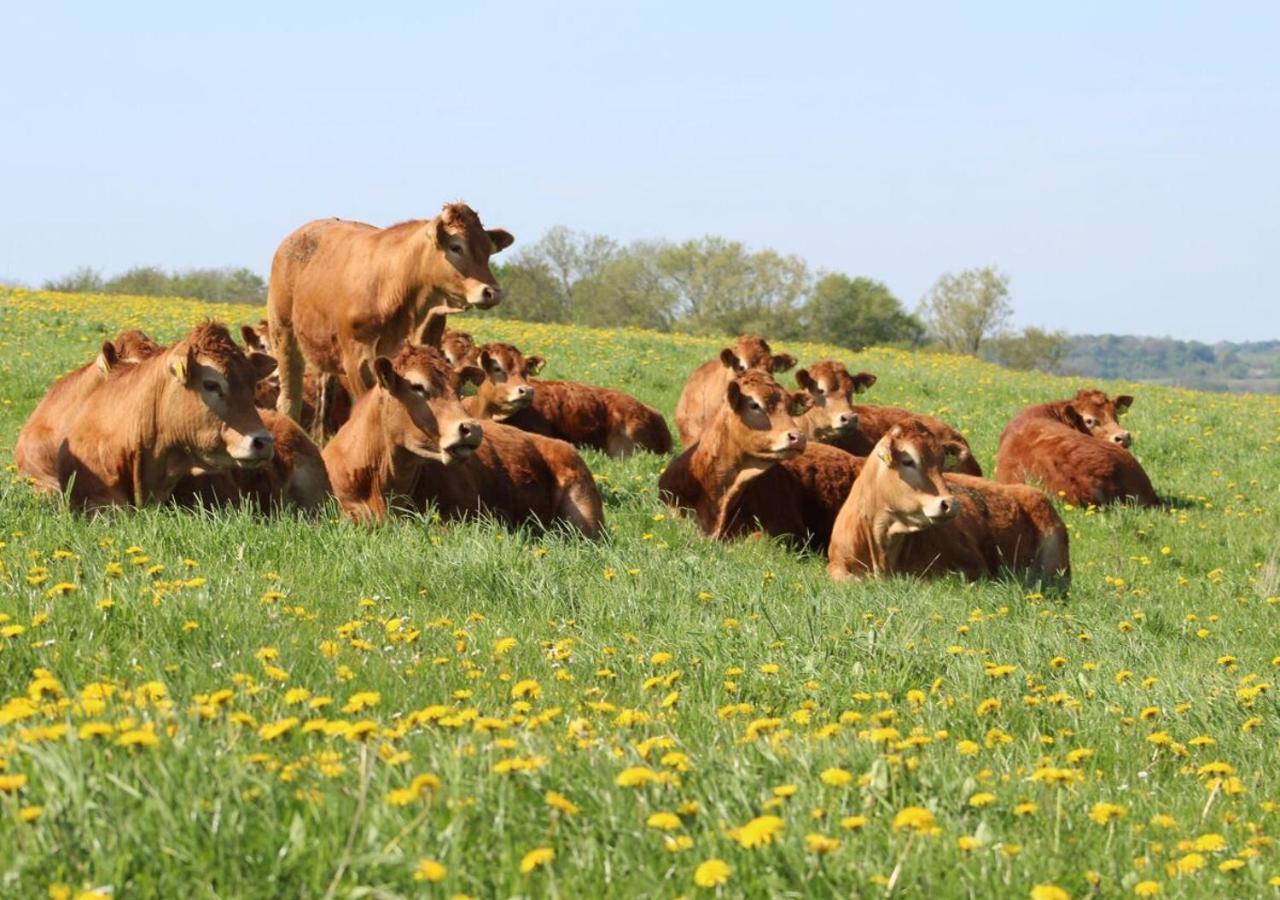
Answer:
[925, 495, 958, 523]
[442, 421, 483, 463]
[228, 430, 275, 466]
[468, 283, 503, 309]
[1111, 431, 1132, 448]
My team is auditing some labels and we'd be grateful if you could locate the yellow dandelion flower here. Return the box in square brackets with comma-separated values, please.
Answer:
[820, 767, 854, 787]
[413, 858, 446, 882]
[545, 790, 579, 816]
[731, 814, 785, 848]
[806, 832, 840, 854]
[969, 792, 997, 808]
[519, 846, 554, 874]
[694, 858, 731, 888]
[647, 811, 681, 831]
[1030, 886, 1070, 900]
[1133, 881, 1161, 896]
[891, 806, 939, 836]
[1088, 802, 1126, 825]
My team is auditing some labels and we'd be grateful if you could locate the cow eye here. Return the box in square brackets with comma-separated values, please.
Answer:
[900, 455, 915, 468]
[450, 244, 464, 255]
[202, 380, 222, 395]
[410, 383, 427, 396]
[749, 399, 761, 411]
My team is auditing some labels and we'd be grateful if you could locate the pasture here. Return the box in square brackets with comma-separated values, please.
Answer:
[1, 287, 1278, 898]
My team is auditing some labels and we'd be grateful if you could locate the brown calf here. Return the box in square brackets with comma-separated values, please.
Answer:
[16, 330, 163, 491]
[674, 335, 797, 447]
[658, 370, 811, 537]
[322, 345, 482, 523]
[828, 421, 1070, 585]
[57, 323, 276, 510]
[413, 421, 606, 538]
[267, 203, 513, 423]
[464, 342, 672, 456]
[441, 329, 479, 368]
[995, 389, 1158, 507]
[794, 360, 982, 475]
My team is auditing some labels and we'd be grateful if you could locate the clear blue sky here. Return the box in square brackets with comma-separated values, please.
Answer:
[2, 3, 1276, 342]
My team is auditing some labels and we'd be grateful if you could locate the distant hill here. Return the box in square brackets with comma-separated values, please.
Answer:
[1061, 334, 1280, 394]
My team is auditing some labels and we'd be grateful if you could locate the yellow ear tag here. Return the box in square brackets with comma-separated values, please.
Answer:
[877, 449, 891, 465]
[95, 354, 111, 375]
[171, 356, 188, 382]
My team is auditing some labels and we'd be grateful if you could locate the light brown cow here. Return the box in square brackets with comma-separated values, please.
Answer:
[464, 342, 672, 456]
[170, 410, 330, 512]
[674, 335, 797, 447]
[322, 345, 482, 523]
[828, 421, 1070, 585]
[995, 389, 1159, 507]
[794, 360, 983, 476]
[413, 420, 606, 538]
[57, 323, 276, 510]
[16, 330, 164, 491]
[267, 203, 513, 424]
[658, 370, 811, 537]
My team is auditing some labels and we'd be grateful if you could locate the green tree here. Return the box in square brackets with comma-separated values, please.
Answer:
[104, 265, 171, 296]
[986, 326, 1069, 373]
[801, 273, 924, 350]
[918, 266, 1013, 354]
[43, 266, 104, 293]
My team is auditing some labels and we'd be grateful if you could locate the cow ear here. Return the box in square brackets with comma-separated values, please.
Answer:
[1062, 404, 1086, 431]
[434, 218, 452, 248]
[455, 364, 485, 388]
[479, 349, 496, 374]
[770, 353, 797, 374]
[878, 430, 901, 466]
[248, 352, 277, 382]
[241, 325, 267, 353]
[371, 356, 398, 391]
[95, 342, 119, 375]
[524, 355, 546, 376]
[487, 229, 514, 253]
[169, 347, 194, 385]
[794, 368, 815, 391]
[853, 372, 877, 394]
[1114, 395, 1133, 415]
[942, 440, 968, 465]
[719, 348, 740, 369]
[726, 380, 743, 410]
[789, 390, 814, 416]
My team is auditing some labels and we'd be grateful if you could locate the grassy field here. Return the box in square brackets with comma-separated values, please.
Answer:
[1, 287, 1278, 899]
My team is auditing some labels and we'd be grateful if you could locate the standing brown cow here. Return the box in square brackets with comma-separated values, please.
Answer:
[995, 389, 1159, 507]
[16, 330, 163, 492]
[57, 323, 276, 510]
[674, 336, 797, 447]
[266, 203, 513, 427]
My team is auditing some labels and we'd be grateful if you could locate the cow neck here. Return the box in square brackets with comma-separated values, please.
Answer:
[129, 360, 202, 502]
[336, 389, 410, 499]
[691, 413, 775, 536]
[465, 385, 510, 422]
[840, 462, 909, 576]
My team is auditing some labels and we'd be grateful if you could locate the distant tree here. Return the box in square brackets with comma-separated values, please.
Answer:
[104, 266, 171, 296]
[986, 326, 1069, 373]
[918, 266, 1013, 354]
[43, 266, 104, 293]
[801, 274, 924, 350]
[574, 242, 678, 331]
[171, 267, 266, 303]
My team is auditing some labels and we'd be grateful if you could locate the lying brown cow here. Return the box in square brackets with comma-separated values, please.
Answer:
[322, 345, 483, 523]
[16, 330, 163, 491]
[464, 342, 673, 456]
[241, 320, 352, 435]
[57, 323, 276, 510]
[170, 410, 330, 512]
[674, 335, 797, 447]
[828, 421, 1070, 585]
[441, 329, 479, 368]
[267, 203, 513, 424]
[995, 389, 1159, 507]
[658, 370, 811, 537]
[794, 360, 983, 475]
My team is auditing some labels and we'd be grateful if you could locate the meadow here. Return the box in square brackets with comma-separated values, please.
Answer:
[1, 286, 1278, 899]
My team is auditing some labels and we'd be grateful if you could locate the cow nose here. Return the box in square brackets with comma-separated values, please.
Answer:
[1114, 431, 1132, 447]
[481, 285, 501, 305]
[838, 412, 857, 428]
[251, 432, 274, 454]
[516, 385, 533, 398]
[938, 497, 952, 515]
[458, 420, 481, 441]
[786, 430, 803, 444]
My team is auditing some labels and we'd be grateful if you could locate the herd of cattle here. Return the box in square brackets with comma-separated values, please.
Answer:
[13, 203, 1162, 587]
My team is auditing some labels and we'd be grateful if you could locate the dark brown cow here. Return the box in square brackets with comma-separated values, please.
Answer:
[57, 323, 276, 510]
[267, 203, 513, 423]
[828, 421, 1070, 585]
[658, 370, 811, 537]
[16, 330, 163, 492]
[794, 360, 983, 475]
[321, 345, 482, 523]
[463, 342, 672, 457]
[674, 336, 797, 447]
[995, 389, 1158, 507]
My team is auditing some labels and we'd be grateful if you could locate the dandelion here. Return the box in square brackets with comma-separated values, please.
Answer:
[116, 729, 159, 749]
[806, 833, 840, 854]
[1030, 886, 1070, 900]
[511, 679, 541, 699]
[820, 767, 854, 787]
[956, 835, 982, 852]
[0, 773, 27, 793]
[892, 806, 940, 836]
[694, 859, 730, 888]
[647, 812, 681, 831]
[1133, 882, 1161, 896]
[840, 815, 867, 830]
[731, 814, 785, 848]
[413, 859, 446, 882]
[969, 792, 997, 808]
[520, 847, 554, 874]
[545, 790, 579, 816]
[1088, 802, 1126, 825]
[1174, 853, 1206, 874]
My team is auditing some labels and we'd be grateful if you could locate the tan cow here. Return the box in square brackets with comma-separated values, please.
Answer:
[322, 345, 483, 523]
[828, 421, 1070, 585]
[658, 370, 811, 537]
[16, 330, 163, 491]
[995, 389, 1158, 507]
[463, 342, 672, 456]
[57, 323, 276, 510]
[267, 203, 513, 425]
[794, 360, 983, 475]
[413, 421, 606, 538]
[674, 335, 797, 447]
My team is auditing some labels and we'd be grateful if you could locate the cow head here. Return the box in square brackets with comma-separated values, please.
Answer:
[865, 420, 961, 532]
[370, 345, 482, 464]
[441, 329, 479, 368]
[794, 360, 877, 441]
[721, 370, 811, 463]
[717, 335, 797, 376]
[165, 322, 276, 468]
[472, 342, 542, 420]
[429, 203, 513, 310]
[1064, 389, 1134, 448]
[240, 321, 272, 355]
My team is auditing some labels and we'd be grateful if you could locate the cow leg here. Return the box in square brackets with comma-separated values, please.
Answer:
[270, 318, 306, 423]
[310, 374, 330, 443]
[605, 431, 638, 458]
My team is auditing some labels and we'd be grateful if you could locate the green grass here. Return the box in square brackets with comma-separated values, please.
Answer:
[1, 287, 1278, 898]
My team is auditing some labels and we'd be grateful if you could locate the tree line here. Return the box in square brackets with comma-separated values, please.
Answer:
[38, 227, 1068, 370]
